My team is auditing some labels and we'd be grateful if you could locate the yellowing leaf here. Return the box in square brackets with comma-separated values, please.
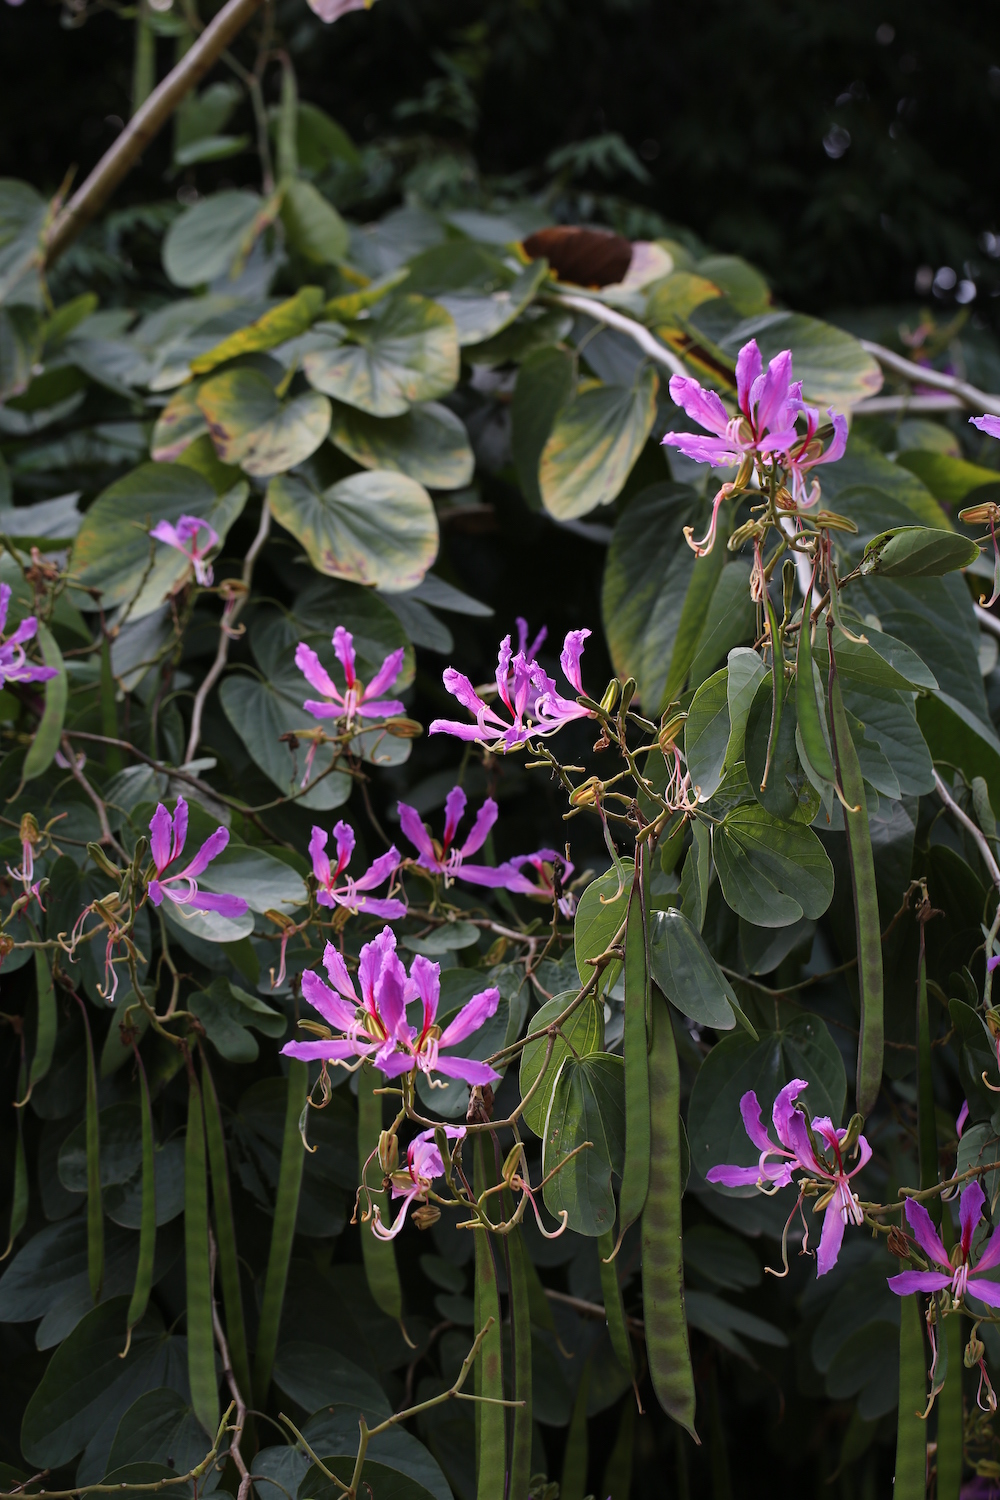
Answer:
[189, 287, 324, 375]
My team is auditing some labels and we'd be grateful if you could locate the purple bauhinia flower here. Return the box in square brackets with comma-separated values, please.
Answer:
[149, 515, 220, 587]
[0, 584, 58, 689]
[782, 402, 849, 506]
[296, 626, 405, 729]
[495, 849, 577, 917]
[957, 1099, 970, 1139]
[661, 339, 847, 553]
[888, 1181, 1000, 1308]
[308, 820, 405, 918]
[372, 1125, 466, 1240]
[705, 1079, 872, 1276]
[429, 628, 593, 750]
[6, 813, 44, 910]
[283, 925, 501, 1086]
[662, 338, 801, 469]
[398, 786, 508, 888]
[147, 797, 249, 919]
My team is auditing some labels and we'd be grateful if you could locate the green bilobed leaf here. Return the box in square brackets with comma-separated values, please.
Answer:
[519, 991, 602, 1138]
[602, 483, 699, 713]
[648, 908, 738, 1030]
[862, 525, 979, 577]
[298, 1411, 451, 1500]
[812, 620, 938, 692]
[301, 297, 459, 416]
[20, 1298, 183, 1471]
[272, 1344, 391, 1421]
[190, 286, 325, 375]
[679, 820, 711, 932]
[403, 241, 547, 345]
[539, 367, 658, 519]
[696, 254, 771, 313]
[744, 674, 819, 824]
[22, 622, 66, 781]
[219, 638, 351, 811]
[687, 561, 756, 689]
[684, 667, 730, 802]
[542, 1053, 625, 1236]
[713, 803, 834, 927]
[107, 1388, 220, 1481]
[684, 1290, 787, 1357]
[647, 269, 722, 328]
[299, 1458, 438, 1500]
[725, 647, 768, 767]
[70, 465, 247, 619]
[268, 468, 438, 590]
[190, 979, 285, 1063]
[196, 369, 331, 478]
[198, 845, 307, 915]
[687, 1014, 846, 1184]
[574, 861, 632, 989]
[280, 179, 349, 265]
[328, 400, 473, 489]
[896, 448, 1000, 505]
[710, 309, 882, 409]
[683, 1224, 761, 1291]
[162, 191, 262, 288]
[150, 384, 208, 462]
[511, 345, 576, 511]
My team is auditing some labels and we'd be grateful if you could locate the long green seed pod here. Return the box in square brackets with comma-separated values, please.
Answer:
[894, 1293, 927, 1499]
[505, 1206, 533, 1500]
[184, 1061, 219, 1436]
[600, 1398, 635, 1500]
[28, 948, 57, 1096]
[642, 990, 697, 1439]
[827, 636, 884, 1118]
[760, 579, 784, 791]
[597, 1228, 634, 1381]
[201, 1054, 252, 1403]
[253, 1058, 307, 1408]
[615, 860, 650, 1250]
[357, 1060, 403, 1321]
[560, 1357, 592, 1500]
[916, 911, 939, 1225]
[2, 1050, 28, 1260]
[473, 1136, 505, 1500]
[125, 1048, 156, 1339]
[794, 575, 836, 786]
[73, 995, 104, 1304]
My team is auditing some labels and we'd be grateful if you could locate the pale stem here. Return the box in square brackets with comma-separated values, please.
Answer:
[185, 499, 271, 763]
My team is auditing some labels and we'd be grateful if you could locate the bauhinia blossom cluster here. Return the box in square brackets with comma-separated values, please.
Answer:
[660, 338, 848, 556]
[706, 1079, 871, 1275]
[284, 926, 501, 1086]
[150, 515, 220, 587]
[0, 584, 59, 689]
[430, 621, 593, 751]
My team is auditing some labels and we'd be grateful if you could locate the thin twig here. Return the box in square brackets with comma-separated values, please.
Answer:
[209, 1229, 251, 1500]
[935, 768, 1000, 893]
[185, 500, 271, 763]
[540, 291, 688, 378]
[44, 0, 267, 264]
[59, 733, 127, 859]
[858, 339, 1000, 416]
[543, 1287, 644, 1336]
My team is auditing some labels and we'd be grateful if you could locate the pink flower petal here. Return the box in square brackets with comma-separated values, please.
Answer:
[295, 643, 342, 702]
[903, 1198, 950, 1271]
[439, 986, 499, 1048]
[364, 647, 405, 701]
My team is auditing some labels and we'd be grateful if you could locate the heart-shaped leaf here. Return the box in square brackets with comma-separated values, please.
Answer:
[301, 296, 459, 416]
[539, 367, 658, 519]
[328, 400, 473, 489]
[268, 468, 438, 590]
[197, 368, 331, 478]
